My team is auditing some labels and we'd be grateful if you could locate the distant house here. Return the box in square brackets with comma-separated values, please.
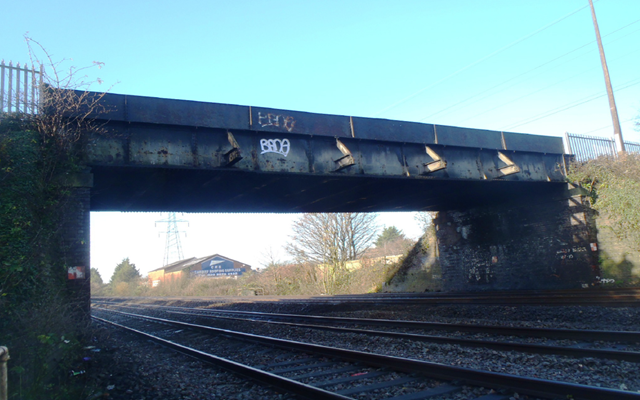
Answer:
[148, 254, 251, 287]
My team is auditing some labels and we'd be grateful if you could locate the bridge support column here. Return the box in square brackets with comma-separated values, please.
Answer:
[434, 185, 600, 291]
[61, 172, 93, 320]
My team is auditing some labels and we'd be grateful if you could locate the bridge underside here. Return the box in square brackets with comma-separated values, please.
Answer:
[90, 166, 565, 213]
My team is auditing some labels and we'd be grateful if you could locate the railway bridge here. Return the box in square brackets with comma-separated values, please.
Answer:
[62, 92, 598, 311]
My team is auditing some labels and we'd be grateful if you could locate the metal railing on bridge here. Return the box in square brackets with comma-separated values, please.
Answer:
[0, 60, 43, 115]
[564, 132, 640, 161]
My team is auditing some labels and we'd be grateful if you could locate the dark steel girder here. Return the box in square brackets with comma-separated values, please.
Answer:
[79, 91, 569, 213]
[89, 165, 567, 213]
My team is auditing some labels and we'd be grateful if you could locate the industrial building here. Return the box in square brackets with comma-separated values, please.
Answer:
[148, 254, 251, 287]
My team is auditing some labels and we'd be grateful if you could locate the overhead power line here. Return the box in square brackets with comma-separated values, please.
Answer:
[500, 77, 640, 131]
[419, 18, 640, 123]
[456, 45, 640, 126]
[372, 3, 590, 117]
[582, 117, 635, 135]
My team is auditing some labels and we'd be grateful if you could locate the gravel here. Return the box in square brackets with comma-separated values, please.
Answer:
[84, 321, 292, 399]
[89, 299, 640, 399]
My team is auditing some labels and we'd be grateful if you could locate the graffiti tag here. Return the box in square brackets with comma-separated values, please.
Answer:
[595, 276, 615, 284]
[260, 138, 290, 157]
[468, 265, 494, 284]
[258, 112, 296, 132]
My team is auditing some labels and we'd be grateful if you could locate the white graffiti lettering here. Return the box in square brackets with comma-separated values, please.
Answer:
[258, 112, 296, 132]
[260, 138, 290, 157]
[595, 276, 615, 284]
[468, 266, 494, 283]
[556, 246, 588, 259]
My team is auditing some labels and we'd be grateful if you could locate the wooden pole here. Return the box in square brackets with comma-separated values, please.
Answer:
[588, 0, 625, 154]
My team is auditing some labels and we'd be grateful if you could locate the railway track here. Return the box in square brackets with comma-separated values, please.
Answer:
[94, 301, 640, 362]
[93, 306, 640, 399]
[94, 287, 640, 306]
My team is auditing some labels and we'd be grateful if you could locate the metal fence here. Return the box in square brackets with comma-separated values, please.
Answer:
[1, 60, 43, 114]
[564, 132, 640, 161]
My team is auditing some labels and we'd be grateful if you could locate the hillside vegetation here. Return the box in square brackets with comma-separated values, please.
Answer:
[568, 153, 640, 286]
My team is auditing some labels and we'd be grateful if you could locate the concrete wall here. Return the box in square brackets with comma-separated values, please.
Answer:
[434, 191, 599, 292]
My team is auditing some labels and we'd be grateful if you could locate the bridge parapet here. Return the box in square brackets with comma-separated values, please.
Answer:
[68, 91, 572, 212]
[84, 92, 567, 183]
[90, 92, 564, 153]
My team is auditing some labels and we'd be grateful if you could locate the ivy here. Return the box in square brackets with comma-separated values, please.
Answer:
[0, 114, 88, 399]
[567, 154, 640, 251]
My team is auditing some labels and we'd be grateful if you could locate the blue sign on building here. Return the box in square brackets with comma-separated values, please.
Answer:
[191, 256, 246, 278]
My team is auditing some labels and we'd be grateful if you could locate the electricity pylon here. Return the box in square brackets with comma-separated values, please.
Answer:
[156, 212, 189, 266]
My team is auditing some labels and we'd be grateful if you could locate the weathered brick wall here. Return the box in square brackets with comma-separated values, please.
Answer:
[435, 192, 599, 292]
[60, 176, 92, 318]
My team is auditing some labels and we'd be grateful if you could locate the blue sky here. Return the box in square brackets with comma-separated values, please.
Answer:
[3, 0, 639, 280]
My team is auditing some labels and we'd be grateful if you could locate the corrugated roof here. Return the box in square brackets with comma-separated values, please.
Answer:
[149, 254, 252, 274]
[148, 257, 196, 273]
[200, 254, 252, 268]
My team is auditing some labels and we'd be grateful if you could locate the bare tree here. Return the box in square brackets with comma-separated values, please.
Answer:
[25, 36, 114, 157]
[286, 213, 378, 293]
[414, 211, 435, 234]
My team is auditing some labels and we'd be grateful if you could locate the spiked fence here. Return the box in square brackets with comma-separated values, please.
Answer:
[564, 132, 640, 161]
[1, 60, 43, 114]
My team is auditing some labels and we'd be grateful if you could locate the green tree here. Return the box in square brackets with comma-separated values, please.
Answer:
[374, 226, 414, 257]
[110, 258, 141, 284]
[375, 226, 405, 248]
[90, 267, 103, 284]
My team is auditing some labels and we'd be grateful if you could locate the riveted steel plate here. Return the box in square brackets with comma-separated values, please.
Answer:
[436, 125, 504, 150]
[503, 131, 564, 154]
[350, 117, 436, 144]
[126, 95, 249, 130]
[128, 124, 195, 167]
[250, 107, 352, 138]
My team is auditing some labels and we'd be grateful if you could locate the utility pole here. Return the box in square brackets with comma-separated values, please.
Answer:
[588, 0, 625, 154]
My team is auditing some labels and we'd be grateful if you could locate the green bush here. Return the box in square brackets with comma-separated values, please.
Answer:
[568, 153, 640, 250]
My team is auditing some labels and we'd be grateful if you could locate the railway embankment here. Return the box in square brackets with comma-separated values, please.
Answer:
[568, 153, 640, 288]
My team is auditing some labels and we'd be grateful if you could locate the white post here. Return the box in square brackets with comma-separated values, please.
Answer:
[0, 347, 9, 400]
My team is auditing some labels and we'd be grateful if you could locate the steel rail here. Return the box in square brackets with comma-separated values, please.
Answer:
[115, 306, 640, 362]
[266, 295, 640, 306]
[92, 316, 352, 400]
[94, 308, 640, 400]
[92, 287, 640, 305]
[95, 301, 640, 342]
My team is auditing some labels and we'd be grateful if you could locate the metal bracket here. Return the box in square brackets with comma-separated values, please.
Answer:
[334, 139, 355, 171]
[223, 131, 242, 167]
[423, 146, 446, 173]
[497, 151, 520, 176]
